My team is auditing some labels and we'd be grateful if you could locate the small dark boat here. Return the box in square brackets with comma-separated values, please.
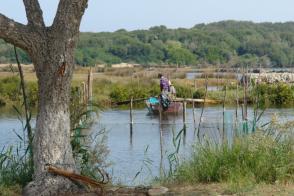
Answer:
[145, 97, 183, 114]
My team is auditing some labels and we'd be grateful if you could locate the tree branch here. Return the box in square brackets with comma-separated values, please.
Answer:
[52, 0, 88, 36]
[23, 0, 45, 27]
[0, 14, 31, 51]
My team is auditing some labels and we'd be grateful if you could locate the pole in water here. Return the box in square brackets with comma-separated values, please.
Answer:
[192, 100, 196, 131]
[183, 101, 187, 133]
[130, 97, 133, 136]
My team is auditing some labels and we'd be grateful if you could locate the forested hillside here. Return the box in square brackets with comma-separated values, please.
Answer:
[1, 20, 294, 67]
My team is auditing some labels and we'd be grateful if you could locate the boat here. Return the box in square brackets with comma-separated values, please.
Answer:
[145, 97, 183, 114]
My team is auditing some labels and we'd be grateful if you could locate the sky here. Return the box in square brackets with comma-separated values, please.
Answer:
[0, 0, 293, 32]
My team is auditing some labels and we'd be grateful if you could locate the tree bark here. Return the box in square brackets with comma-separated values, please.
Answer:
[23, 29, 81, 195]
[1, 0, 88, 195]
[23, 53, 77, 195]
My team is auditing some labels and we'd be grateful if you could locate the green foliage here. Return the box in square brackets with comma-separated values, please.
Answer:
[193, 88, 206, 99]
[165, 41, 197, 66]
[0, 185, 21, 196]
[252, 83, 294, 106]
[70, 87, 109, 181]
[173, 84, 193, 98]
[0, 145, 33, 187]
[2, 21, 294, 66]
[109, 81, 160, 102]
[167, 132, 294, 189]
[0, 105, 34, 187]
[0, 76, 38, 106]
[109, 85, 130, 102]
[0, 76, 21, 102]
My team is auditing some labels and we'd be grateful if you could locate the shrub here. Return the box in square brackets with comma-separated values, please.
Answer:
[0, 76, 39, 106]
[0, 76, 20, 102]
[170, 132, 294, 187]
[173, 84, 193, 98]
[0, 145, 33, 187]
[193, 88, 206, 99]
[109, 85, 130, 102]
[268, 83, 294, 105]
[252, 83, 294, 106]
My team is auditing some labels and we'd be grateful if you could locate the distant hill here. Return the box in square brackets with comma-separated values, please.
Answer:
[1, 20, 294, 67]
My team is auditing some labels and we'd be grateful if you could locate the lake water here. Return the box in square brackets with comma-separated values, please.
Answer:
[0, 106, 293, 185]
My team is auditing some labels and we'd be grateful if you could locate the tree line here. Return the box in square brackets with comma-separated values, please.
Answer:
[1, 20, 294, 67]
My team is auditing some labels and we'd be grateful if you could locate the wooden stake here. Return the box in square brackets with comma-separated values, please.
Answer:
[235, 70, 239, 120]
[196, 76, 208, 137]
[183, 101, 187, 132]
[192, 100, 196, 130]
[130, 97, 133, 133]
[87, 67, 93, 102]
[223, 84, 227, 142]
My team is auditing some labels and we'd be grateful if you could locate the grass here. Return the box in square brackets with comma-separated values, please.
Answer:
[160, 128, 294, 193]
[0, 145, 33, 188]
[0, 185, 21, 196]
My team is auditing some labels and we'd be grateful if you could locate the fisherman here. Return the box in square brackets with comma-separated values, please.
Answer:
[158, 73, 170, 95]
[158, 73, 171, 110]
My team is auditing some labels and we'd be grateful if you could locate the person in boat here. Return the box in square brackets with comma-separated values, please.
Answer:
[158, 73, 171, 110]
[158, 73, 170, 95]
[169, 80, 176, 99]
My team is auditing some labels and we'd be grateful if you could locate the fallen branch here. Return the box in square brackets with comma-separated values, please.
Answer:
[47, 165, 108, 190]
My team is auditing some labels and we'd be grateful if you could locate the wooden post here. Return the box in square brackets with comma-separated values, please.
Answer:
[83, 81, 88, 104]
[183, 101, 187, 132]
[80, 82, 85, 104]
[243, 67, 247, 121]
[87, 68, 93, 102]
[192, 100, 196, 130]
[235, 70, 239, 120]
[159, 105, 162, 125]
[217, 64, 220, 90]
[196, 76, 208, 137]
[159, 116, 164, 176]
[222, 84, 227, 142]
[130, 97, 133, 134]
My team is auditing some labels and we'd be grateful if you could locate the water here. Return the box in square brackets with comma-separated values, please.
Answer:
[0, 106, 293, 185]
[186, 72, 242, 80]
[186, 68, 294, 80]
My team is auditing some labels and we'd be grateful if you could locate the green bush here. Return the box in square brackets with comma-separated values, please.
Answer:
[193, 88, 206, 99]
[169, 133, 294, 187]
[109, 85, 130, 102]
[26, 82, 38, 106]
[268, 84, 294, 105]
[0, 76, 21, 102]
[0, 96, 6, 106]
[252, 83, 294, 106]
[0, 76, 39, 106]
[109, 81, 160, 102]
[173, 84, 193, 98]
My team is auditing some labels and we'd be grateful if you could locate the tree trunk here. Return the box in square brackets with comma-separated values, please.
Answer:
[1, 1, 89, 194]
[23, 42, 79, 195]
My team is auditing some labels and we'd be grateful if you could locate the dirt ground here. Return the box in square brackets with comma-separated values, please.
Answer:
[166, 183, 294, 196]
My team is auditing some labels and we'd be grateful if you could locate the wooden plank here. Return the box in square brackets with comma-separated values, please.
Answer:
[173, 98, 218, 104]
[114, 97, 219, 106]
[113, 97, 148, 105]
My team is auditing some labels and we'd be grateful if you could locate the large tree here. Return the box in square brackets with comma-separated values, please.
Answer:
[0, 0, 88, 195]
